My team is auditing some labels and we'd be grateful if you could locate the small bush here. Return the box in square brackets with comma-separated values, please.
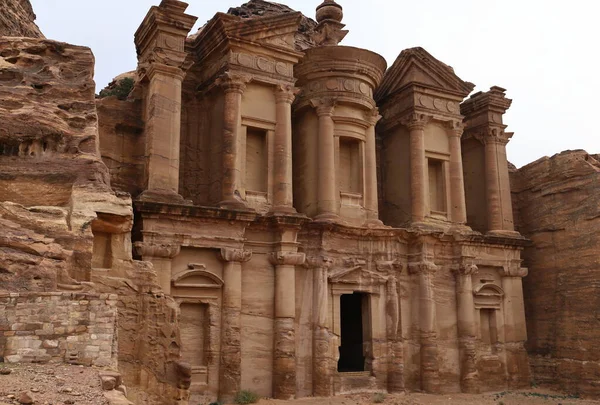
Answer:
[98, 77, 134, 100]
[209, 402, 223, 405]
[234, 390, 260, 404]
[373, 392, 386, 403]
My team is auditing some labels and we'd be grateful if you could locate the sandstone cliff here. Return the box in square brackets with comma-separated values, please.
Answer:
[512, 150, 600, 396]
[0, 0, 44, 38]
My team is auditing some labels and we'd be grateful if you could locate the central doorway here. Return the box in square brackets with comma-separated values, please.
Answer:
[338, 292, 367, 372]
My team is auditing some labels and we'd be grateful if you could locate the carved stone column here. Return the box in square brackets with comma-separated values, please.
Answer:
[217, 73, 250, 210]
[453, 262, 479, 393]
[377, 261, 404, 393]
[218, 247, 252, 402]
[364, 109, 384, 227]
[134, 242, 181, 294]
[312, 99, 339, 221]
[447, 121, 468, 225]
[269, 252, 306, 399]
[134, 1, 197, 203]
[404, 114, 430, 224]
[499, 265, 529, 388]
[409, 260, 439, 393]
[272, 85, 298, 214]
[308, 255, 335, 397]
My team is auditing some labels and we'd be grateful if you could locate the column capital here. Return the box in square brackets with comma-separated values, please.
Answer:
[216, 73, 251, 95]
[499, 266, 528, 278]
[474, 126, 514, 145]
[401, 113, 432, 131]
[310, 98, 336, 117]
[275, 84, 300, 104]
[146, 63, 186, 82]
[408, 261, 438, 275]
[269, 252, 306, 266]
[452, 263, 478, 277]
[219, 248, 252, 263]
[134, 242, 181, 259]
[364, 107, 382, 126]
[376, 260, 404, 274]
[304, 255, 335, 269]
[446, 120, 465, 138]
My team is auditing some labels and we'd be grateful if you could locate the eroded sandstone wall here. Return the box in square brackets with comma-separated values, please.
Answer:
[0, 0, 43, 38]
[512, 150, 600, 396]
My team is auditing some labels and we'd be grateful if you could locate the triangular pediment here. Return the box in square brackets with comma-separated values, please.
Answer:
[223, 12, 302, 51]
[329, 266, 388, 285]
[375, 47, 475, 102]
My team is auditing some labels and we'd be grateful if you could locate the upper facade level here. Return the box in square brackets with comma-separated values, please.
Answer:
[99, 0, 520, 237]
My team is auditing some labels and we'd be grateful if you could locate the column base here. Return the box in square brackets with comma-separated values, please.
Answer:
[270, 205, 298, 215]
[218, 198, 249, 210]
[486, 229, 523, 239]
[137, 189, 193, 205]
[363, 218, 387, 228]
[314, 212, 340, 223]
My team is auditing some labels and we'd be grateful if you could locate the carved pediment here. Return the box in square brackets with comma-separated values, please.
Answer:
[172, 264, 224, 289]
[329, 266, 388, 285]
[375, 47, 475, 102]
[473, 282, 504, 309]
[224, 13, 302, 51]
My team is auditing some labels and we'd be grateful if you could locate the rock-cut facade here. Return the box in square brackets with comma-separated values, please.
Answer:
[94, 0, 532, 402]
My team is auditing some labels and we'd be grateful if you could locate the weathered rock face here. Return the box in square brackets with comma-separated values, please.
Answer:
[0, 0, 44, 38]
[511, 150, 600, 396]
[0, 37, 131, 289]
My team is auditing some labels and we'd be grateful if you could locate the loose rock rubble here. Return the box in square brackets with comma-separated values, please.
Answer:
[0, 363, 108, 405]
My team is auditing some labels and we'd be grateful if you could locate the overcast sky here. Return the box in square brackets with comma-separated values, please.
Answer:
[31, 0, 598, 167]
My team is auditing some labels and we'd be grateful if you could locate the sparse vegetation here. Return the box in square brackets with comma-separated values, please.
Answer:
[373, 392, 387, 403]
[234, 390, 260, 404]
[98, 77, 134, 100]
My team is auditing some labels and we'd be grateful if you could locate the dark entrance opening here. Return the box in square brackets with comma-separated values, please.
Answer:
[338, 292, 365, 372]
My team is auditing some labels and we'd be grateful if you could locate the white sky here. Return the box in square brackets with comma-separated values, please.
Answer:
[31, 0, 599, 167]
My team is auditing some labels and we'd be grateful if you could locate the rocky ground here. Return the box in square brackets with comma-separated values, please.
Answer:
[257, 389, 598, 405]
[0, 363, 108, 405]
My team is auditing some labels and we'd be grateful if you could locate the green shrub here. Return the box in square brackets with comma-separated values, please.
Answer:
[234, 390, 260, 404]
[373, 392, 386, 403]
[98, 77, 134, 100]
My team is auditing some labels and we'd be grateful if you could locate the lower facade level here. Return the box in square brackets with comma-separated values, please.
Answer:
[125, 202, 531, 402]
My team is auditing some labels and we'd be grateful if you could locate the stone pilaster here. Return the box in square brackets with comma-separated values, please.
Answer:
[269, 251, 306, 399]
[447, 121, 468, 225]
[307, 255, 335, 397]
[134, 1, 197, 203]
[453, 262, 479, 393]
[216, 73, 251, 210]
[403, 114, 431, 224]
[312, 99, 339, 221]
[133, 242, 181, 294]
[272, 85, 299, 214]
[499, 265, 529, 388]
[364, 108, 384, 227]
[409, 260, 439, 393]
[218, 247, 252, 403]
[461, 86, 517, 235]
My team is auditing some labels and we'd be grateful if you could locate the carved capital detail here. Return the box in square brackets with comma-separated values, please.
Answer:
[447, 120, 466, 138]
[474, 126, 513, 146]
[275, 84, 300, 104]
[310, 98, 336, 117]
[304, 255, 335, 269]
[216, 72, 251, 95]
[401, 113, 432, 131]
[376, 260, 404, 274]
[134, 242, 181, 259]
[499, 266, 528, 278]
[453, 263, 479, 277]
[219, 248, 252, 263]
[365, 108, 382, 126]
[269, 252, 306, 266]
[408, 261, 438, 275]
